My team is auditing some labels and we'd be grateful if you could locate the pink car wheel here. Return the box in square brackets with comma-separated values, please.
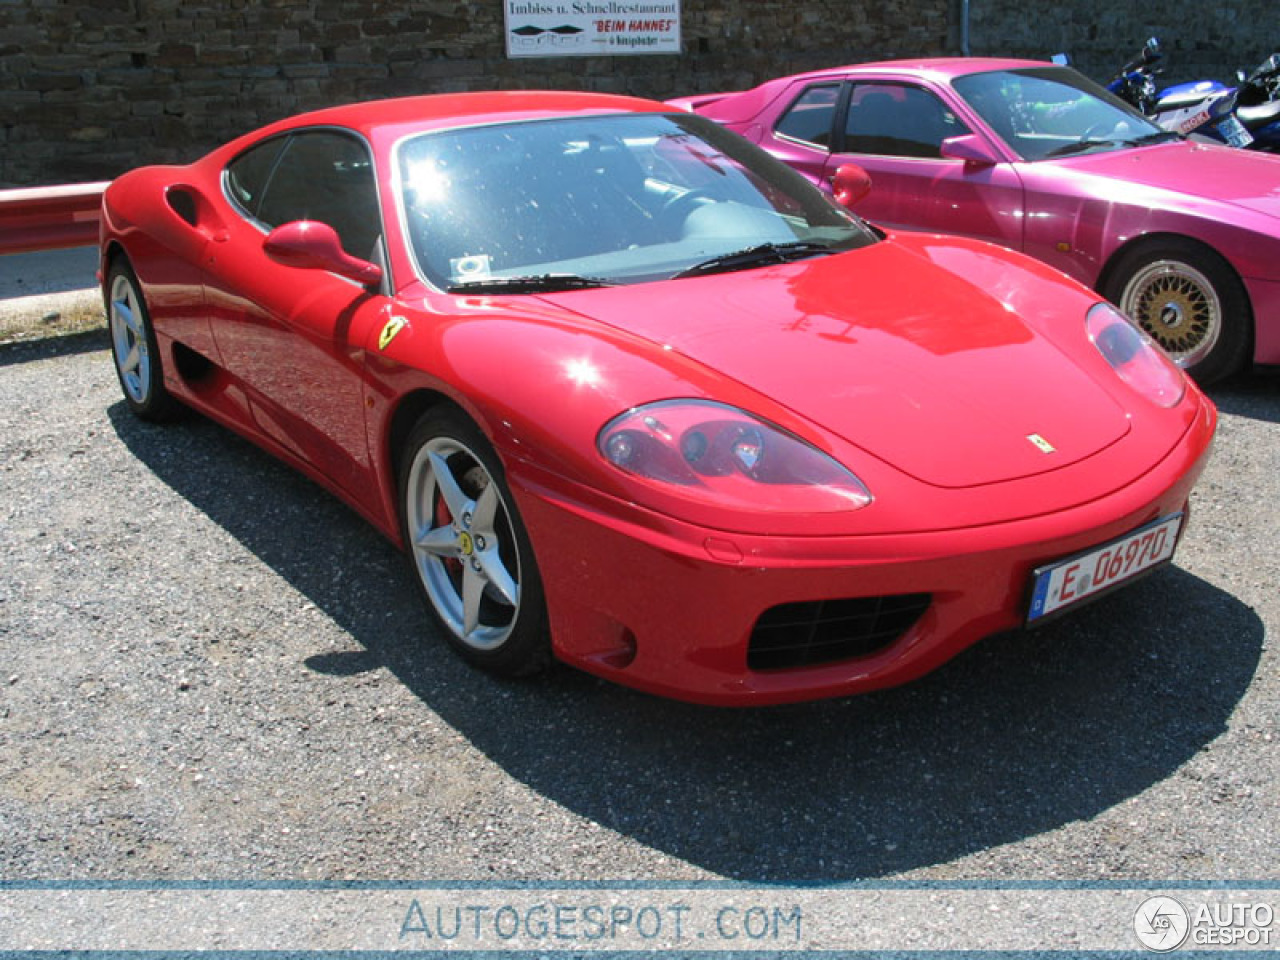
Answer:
[1107, 238, 1251, 384]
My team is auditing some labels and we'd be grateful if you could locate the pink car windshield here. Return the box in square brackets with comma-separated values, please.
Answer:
[953, 67, 1170, 161]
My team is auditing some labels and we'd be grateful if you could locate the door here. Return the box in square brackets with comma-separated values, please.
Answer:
[206, 128, 389, 505]
[823, 81, 1026, 252]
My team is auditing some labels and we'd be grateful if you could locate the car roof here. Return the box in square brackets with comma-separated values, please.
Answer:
[685, 58, 1052, 127]
[728, 57, 1051, 109]
[782, 57, 1051, 84]
[245, 90, 672, 144]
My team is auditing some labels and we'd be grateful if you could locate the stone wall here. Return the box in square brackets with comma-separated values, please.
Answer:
[0, 0, 1271, 187]
[966, 0, 1278, 93]
[0, 0, 951, 186]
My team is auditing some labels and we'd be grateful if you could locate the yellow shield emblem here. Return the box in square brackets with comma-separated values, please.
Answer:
[378, 315, 408, 351]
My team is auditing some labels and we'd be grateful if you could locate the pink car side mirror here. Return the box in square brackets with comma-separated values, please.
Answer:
[939, 134, 1001, 167]
[264, 220, 383, 288]
[831, 164, 872, 209]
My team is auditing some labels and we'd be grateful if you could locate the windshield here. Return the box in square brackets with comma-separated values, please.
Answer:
[395, 112, 877, 289]
[952, 67, 1169, 161]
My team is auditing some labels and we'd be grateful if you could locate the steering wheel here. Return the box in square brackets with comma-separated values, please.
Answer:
[1081, 119, 1119, 142]
[660, 188, 717, 233]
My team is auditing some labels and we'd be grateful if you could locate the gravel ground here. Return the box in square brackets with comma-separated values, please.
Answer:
[0, 334, 1276, 884]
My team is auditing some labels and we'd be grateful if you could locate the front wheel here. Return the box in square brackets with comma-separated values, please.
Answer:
[399, 408, 550, 676]
[1103, 239, 1252, 385]
[107, 259, 183, 420]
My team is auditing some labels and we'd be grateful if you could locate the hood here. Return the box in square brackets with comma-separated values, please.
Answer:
[542, 240, 1130, 489]
[1059, 141, 1280, 219]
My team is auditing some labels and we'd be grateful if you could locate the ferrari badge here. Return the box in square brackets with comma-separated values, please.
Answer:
[379, 315, 408, 351]
[1027, 433, 1056, 454]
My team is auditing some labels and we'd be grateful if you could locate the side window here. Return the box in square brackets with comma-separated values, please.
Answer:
[225, 137, 287, 217]
[254, 130, 381, 259]
[844, 83, 968, 159]
[775, 83, 841, 148]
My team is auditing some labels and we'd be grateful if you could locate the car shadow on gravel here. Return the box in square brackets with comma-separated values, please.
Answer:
[110, 403, 1264, 884]
[1207, 373, 1280, 424]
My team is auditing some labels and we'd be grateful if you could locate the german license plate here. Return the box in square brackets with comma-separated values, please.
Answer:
[1218, 114, 1254, 147]
[1027, 513, 1183, 623]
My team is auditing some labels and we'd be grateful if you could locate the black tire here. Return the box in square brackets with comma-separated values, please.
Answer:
[106, 259, 184, 421]
[1102, 237, 1252, 385]
[398, 407, 550, 677]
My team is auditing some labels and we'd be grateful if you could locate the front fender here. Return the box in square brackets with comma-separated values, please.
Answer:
[363, 291, 760, 544]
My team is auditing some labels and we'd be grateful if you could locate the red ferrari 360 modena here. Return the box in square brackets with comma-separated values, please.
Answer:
[101, 91, 1216, 705]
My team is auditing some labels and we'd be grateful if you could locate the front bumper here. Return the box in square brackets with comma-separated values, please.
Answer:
[512, 399, 1216, 706]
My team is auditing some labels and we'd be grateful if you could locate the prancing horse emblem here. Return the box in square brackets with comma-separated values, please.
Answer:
[1027, 433, 1056, 454]
[378, 315, 408, 351]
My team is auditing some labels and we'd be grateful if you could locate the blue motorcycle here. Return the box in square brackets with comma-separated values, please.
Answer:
[1103, 37, 1164, 116]
[1103, 38, 1280, 152]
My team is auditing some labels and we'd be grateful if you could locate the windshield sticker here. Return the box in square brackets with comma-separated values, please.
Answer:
[450, 254, 492, 284]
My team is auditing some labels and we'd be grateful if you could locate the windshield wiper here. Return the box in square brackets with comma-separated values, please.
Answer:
[1047, 129, 1182, 158]
[1123, 130, 1183, 146]
[447, 273, 616, 294]
[1044, 138, 1126, 158]
[673, 241, 836, 279]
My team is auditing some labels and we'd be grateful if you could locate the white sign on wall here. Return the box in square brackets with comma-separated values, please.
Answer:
[504, 1, 681, 58]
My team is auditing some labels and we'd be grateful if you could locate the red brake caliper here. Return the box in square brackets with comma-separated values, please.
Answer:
[435, 493, 463, 578]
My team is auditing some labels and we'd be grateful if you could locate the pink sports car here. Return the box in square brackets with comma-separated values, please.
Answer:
[673, 58, 1280, 383]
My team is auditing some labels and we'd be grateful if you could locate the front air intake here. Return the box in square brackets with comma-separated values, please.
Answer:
[748, 594, 931, 670]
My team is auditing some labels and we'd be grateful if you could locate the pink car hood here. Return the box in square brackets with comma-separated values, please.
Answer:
[1061, 141, 1280, 218]
[542, 240, 1130, 489]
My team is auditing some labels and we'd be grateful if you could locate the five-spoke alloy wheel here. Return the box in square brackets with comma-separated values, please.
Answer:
[107, 259, 181, 420]
[400, 409, 549, 675]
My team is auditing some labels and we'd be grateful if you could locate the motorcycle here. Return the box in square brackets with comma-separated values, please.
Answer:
[1232, 53, 1280, 147]
[1104, 37, 1163, 115]
[1101, 38, 1280, 152]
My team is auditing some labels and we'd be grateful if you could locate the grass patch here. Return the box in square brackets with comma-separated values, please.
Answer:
[0, 296, 105, 346]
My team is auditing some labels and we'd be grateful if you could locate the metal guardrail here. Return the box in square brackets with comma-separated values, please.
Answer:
[0, 182, 108, 257]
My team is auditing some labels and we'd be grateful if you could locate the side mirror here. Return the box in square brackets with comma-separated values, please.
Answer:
[831, 163, 872, 209]
[1050, 53, 1071, 66]
[263, 220, 383, 288]
[940, 134, 1001, 167]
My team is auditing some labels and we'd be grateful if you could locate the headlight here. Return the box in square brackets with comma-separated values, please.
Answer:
[598, 400, 872, 513]
[1087, 302, 1186, 408]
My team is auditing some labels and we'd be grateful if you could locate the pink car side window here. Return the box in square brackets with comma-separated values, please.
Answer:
[844, 84, 968, 159]
[775, 83, 841, 147]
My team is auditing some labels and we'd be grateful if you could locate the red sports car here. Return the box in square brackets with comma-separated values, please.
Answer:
[101, 91, 1215, 705]
[672, 58, 1280, 384]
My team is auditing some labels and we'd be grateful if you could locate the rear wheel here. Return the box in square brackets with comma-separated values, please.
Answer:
[1104, 238, 1251, 385]
[107, 260, 182, 420]
[399, 408, 550, 676]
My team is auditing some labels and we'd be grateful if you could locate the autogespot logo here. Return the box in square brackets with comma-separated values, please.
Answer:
[1134, 896, 1191, 952]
